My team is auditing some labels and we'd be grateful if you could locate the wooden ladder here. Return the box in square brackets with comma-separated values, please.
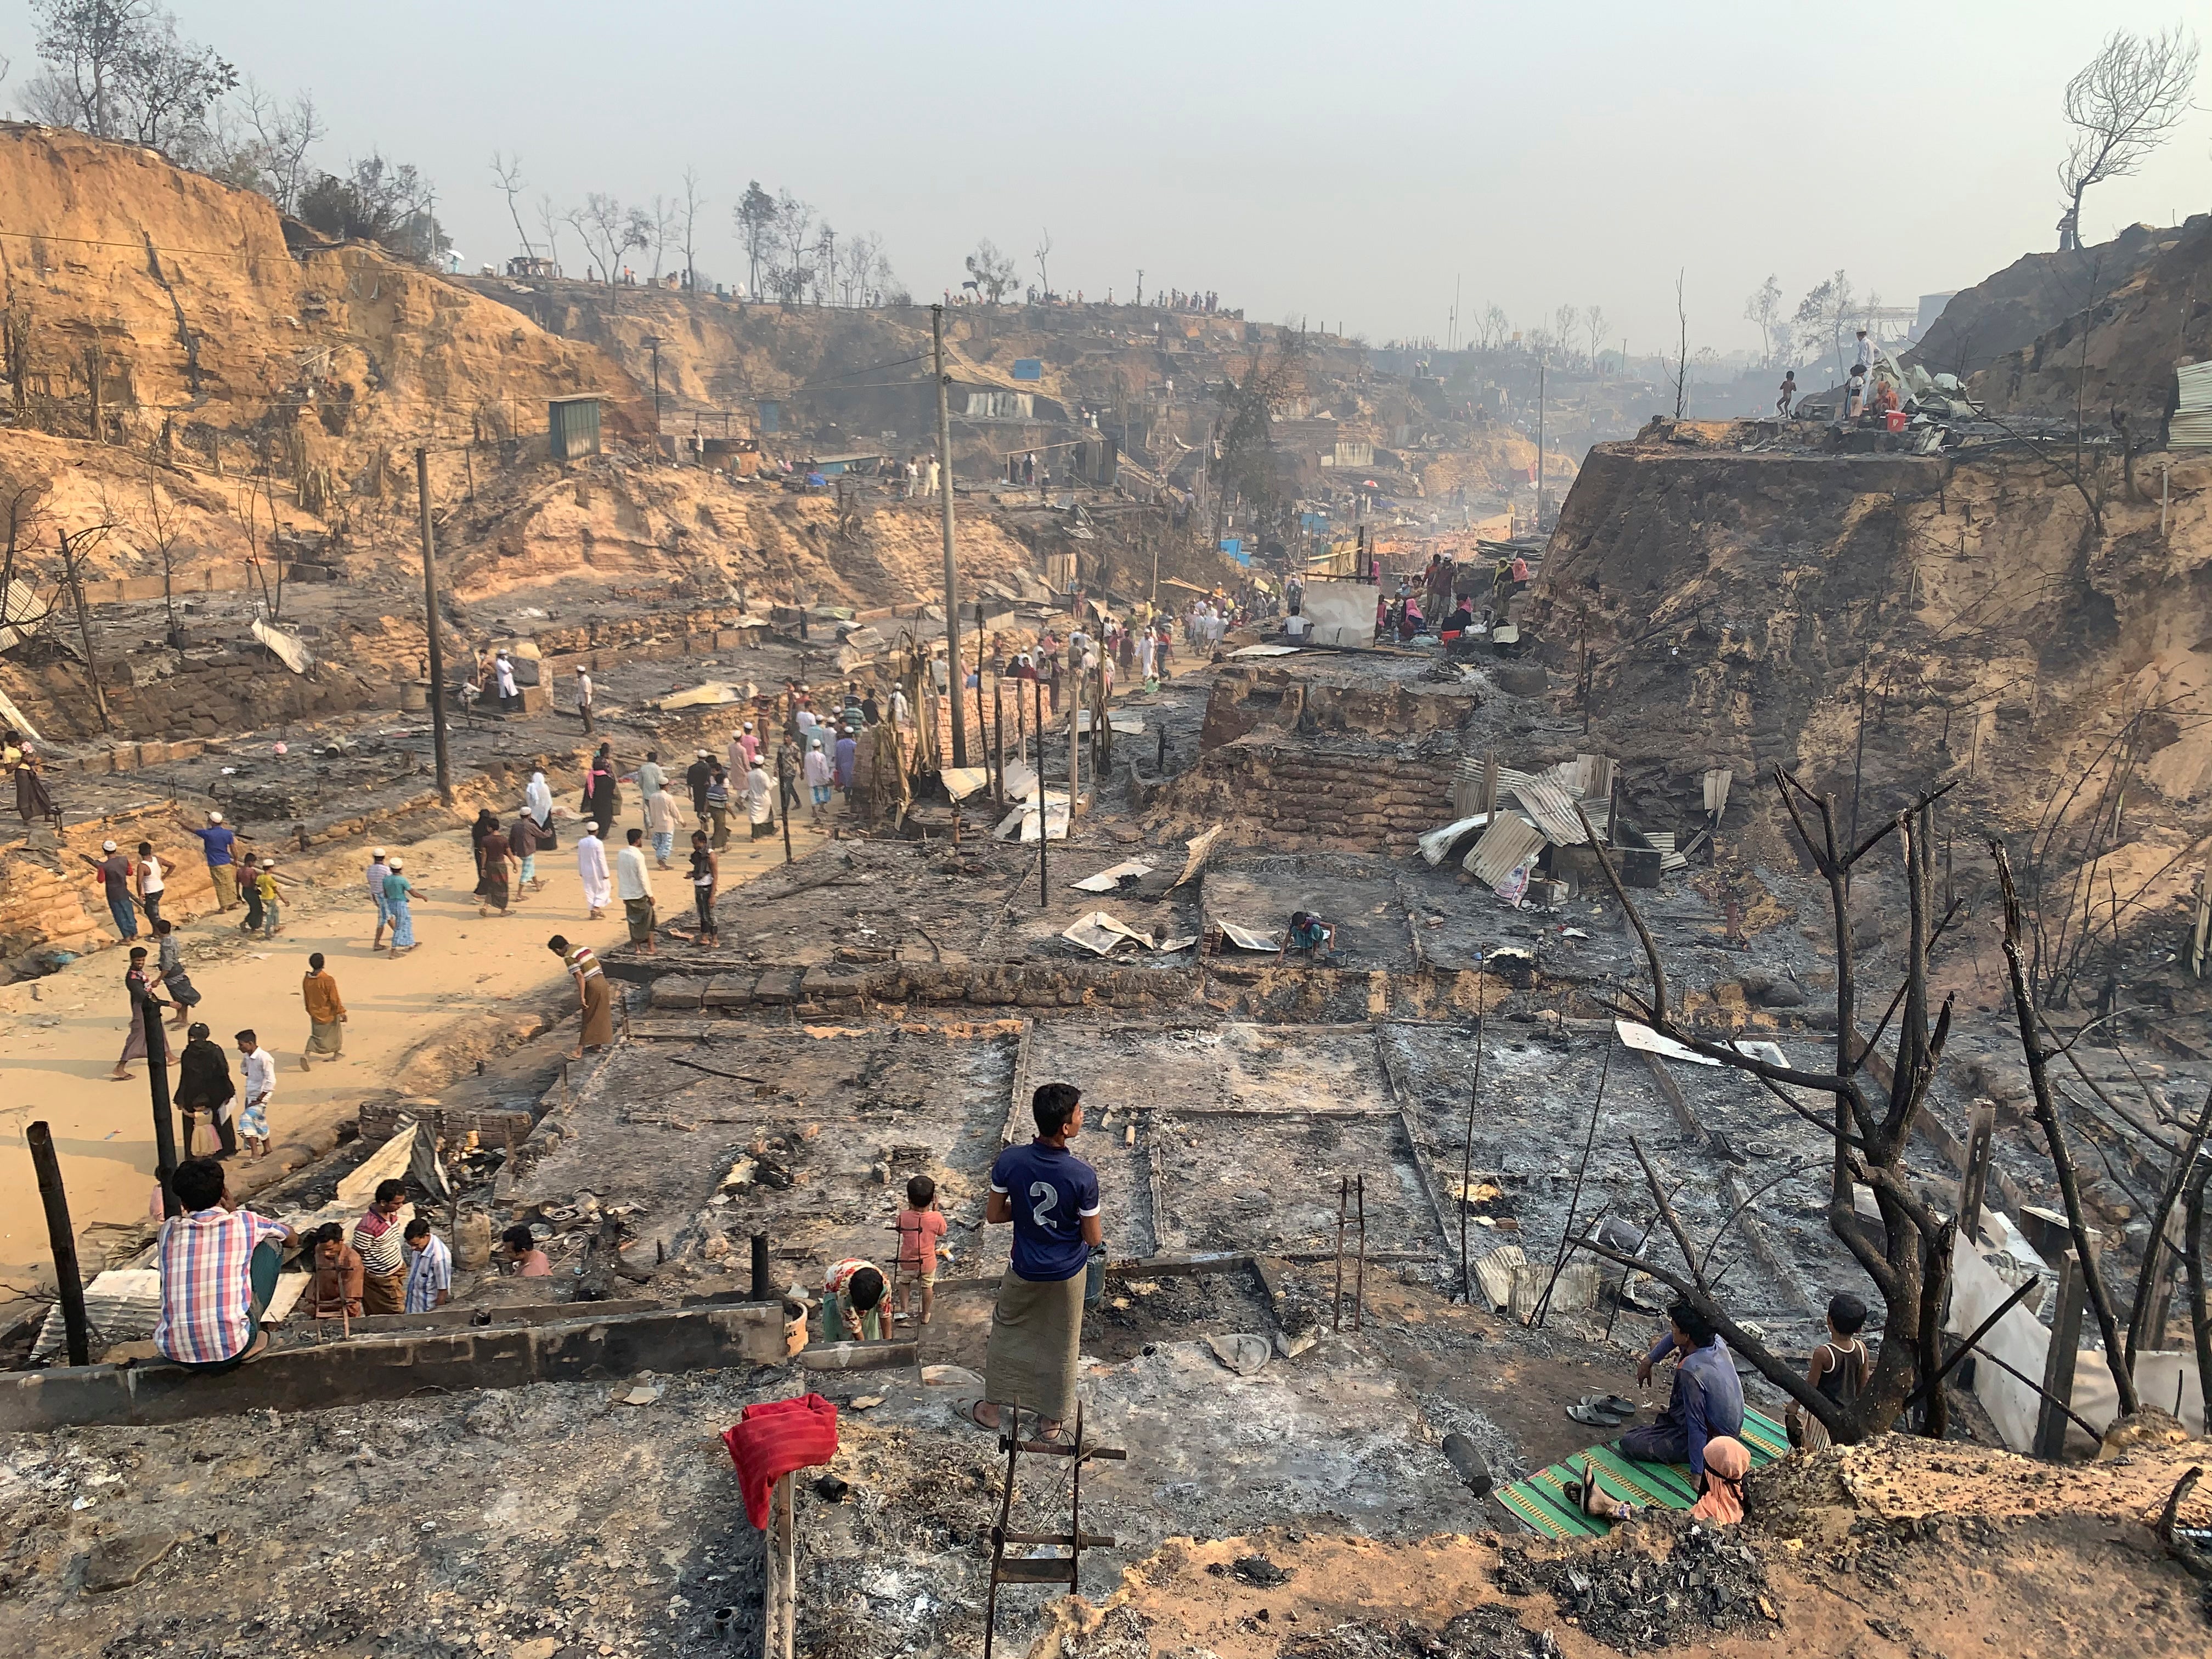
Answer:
[981, 1401, 1126, 1659]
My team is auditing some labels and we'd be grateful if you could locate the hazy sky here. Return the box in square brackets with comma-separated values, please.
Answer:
[5, 2, 2208, 356]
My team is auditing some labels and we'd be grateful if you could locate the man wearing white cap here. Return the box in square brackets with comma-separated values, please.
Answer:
[575, 821, 611, 919]
[178, 808, 248, 912]
[82, 838, 139, 940]
[366, 847, 393, 949]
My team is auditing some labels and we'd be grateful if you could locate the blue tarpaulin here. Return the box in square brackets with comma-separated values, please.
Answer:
[1012, 359, 1043, 380]
[1220, 537, 1250, 565]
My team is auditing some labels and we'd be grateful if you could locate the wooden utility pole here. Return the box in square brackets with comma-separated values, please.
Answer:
[141, 985, 180, 1218]
[29, 1121, 89, 1366]
[415, 449, 454, 805]
[992, 679, 1006, 808]
[1035, 674, 1048, 904]
[932, 307, 969, 768]
[1066, 653, 1081, 823]
[1535, 356, 1547, 527]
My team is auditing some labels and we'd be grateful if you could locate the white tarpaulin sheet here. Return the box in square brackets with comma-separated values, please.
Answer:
[1943, 1231, 2204, 1451]
[1296, 579, 1379, 647]
[1614, 1019, 1722, 1066]
[1071, 859, 1154, 893]
[654, 680, 744, 710]
[1172, 826, 1223, 888]
[1217, 920, 1280, 951]
[995, 789, 1070, 842]
[1062, 911, 1155, 956]
[251, 617, 314, 674]
[1419, 814, 1490, 867]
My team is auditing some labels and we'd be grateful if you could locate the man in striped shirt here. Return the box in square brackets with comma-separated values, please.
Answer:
[153, 1157, 297, 1369]
[353, 1179, 410, 1316]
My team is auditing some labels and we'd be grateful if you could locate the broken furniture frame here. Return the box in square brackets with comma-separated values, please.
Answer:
[980, 1400, 1127, 1659]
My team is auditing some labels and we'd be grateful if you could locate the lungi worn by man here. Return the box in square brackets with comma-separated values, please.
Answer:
[973, 1082, 1101, 1438]
[1617, 1301, 1745, 1481]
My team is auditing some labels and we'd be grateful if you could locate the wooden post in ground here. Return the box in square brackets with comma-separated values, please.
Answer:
[932, 306, 968, 769]
[1035, 674, 1048, 904]
[2034, 1248, 2086, 1459]
[760, 1471, 795, 1659]
[1957, 1101, 1998, 1245]
[28, 1121, 90, 1366]
[415, 449, 454, 806]
[992, 679, 1005, 808]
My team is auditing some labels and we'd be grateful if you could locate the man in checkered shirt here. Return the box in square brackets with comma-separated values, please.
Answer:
[153, 1158, 297, 1369]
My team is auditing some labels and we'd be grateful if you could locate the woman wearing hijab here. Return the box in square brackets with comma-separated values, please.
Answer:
[802, 736, 834, 825]
[575, 821, 611, 918]
[1568, 1434, 1750, 1528]
[382, 855, 416, 954]
[526, 768, 556, 851]
[470, 808, 501, 895]
[584, 746, 619, 832]
[174, 1020, 238, 1158]
[477, 817, 516, 917]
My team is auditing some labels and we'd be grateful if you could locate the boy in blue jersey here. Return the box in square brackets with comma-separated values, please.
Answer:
[967, 1082, 1102, 1443]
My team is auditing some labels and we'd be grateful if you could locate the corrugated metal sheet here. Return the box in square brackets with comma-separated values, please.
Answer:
[1510, 775, 1595, 845]
[2172, 362, 2212, 449]
[1466, 814, 1545, 884]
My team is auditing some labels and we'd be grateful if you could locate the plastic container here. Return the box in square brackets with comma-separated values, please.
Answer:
[1885, 408, 1907, 433]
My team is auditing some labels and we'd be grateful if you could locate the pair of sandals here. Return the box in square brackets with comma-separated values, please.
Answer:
[1565, 1393, 1639, 1427]
[1561, 1457, 1632, 1522]
[958, 1397, 1070, 1446]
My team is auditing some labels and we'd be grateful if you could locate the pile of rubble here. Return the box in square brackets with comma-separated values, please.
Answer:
[1492, 1515, 1775, 1652]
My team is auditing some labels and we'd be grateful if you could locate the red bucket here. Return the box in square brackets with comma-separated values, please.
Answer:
[1885, 408, 1907, 433]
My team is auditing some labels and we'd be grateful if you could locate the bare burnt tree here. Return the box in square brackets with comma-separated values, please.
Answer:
[1566, 770, 1966, 1444]
[1034, 228, 1053, 300]
[490, 151, 533, 261]
[678, 166, 705, 292]
[1991, 839, 2140, 1415]
[2016, 696, 2209, 1008]
[2055, 26, 2199, 250]
[565, 194, 647, 292]
[1743, 276, 1783, 370]
[1671, 270, 1689, 420]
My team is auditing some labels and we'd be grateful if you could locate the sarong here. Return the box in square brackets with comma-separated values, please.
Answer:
[982, 1267, 1084, 1423]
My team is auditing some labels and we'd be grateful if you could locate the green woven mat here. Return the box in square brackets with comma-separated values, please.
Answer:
[1494, 1407, 1789, 1540]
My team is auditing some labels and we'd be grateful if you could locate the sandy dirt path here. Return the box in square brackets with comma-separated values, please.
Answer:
[0, 808, 832, 1295]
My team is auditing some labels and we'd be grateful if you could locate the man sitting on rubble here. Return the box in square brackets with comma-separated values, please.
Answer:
[1618, 1299, 1744, 1482]
[152, 1156, 297, 1370]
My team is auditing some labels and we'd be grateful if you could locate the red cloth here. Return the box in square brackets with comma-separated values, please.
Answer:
[722, 1393, 840, 1529]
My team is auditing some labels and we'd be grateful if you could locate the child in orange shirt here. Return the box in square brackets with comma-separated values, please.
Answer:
[893, 1174, 948, 1327]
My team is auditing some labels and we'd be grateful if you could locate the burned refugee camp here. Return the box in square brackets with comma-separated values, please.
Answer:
[1, 5, 2210, 1657]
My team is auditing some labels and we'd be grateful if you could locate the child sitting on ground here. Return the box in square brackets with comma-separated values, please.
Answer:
[893, 1175, 949, 1327]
